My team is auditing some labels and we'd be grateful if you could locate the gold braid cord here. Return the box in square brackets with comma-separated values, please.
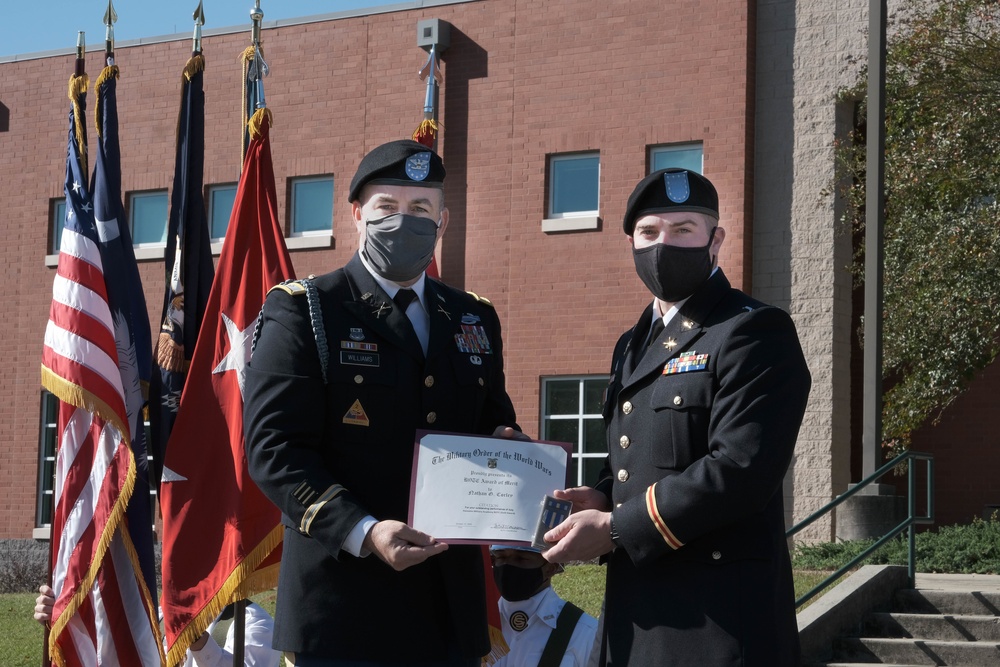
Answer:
[67, 74, 89, 175]
[93, 65, 120, 140]
[240, 46, 256, 165]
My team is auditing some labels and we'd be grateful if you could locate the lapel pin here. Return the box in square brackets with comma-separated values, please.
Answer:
[664, 338, 678, 350]
[373, 302, 390, 319]
[437, 305, 452, 320]
[682, 320, 694, 330]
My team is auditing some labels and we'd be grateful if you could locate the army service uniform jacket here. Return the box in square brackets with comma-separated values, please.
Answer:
[244, 254, 519, 662]
[597, 270, 811, 667]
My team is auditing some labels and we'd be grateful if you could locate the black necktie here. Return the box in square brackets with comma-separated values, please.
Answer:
[635, 317, 664, 365]
[393, 288, 417, 311]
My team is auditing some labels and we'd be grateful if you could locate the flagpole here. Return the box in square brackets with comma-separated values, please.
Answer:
[43, 35, 88, 667]
[192, 0, 204, 56]
[103, 0, 117, 65]
[232, 7, 269, 663]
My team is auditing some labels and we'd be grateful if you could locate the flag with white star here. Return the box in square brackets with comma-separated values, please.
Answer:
[41, 64, 163, 667]
[159, 106, 294, 664]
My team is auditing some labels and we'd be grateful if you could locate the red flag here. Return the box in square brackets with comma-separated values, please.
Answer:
[159, 109, 293, 666]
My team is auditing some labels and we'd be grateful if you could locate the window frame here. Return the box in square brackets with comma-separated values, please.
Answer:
[289, 175, 335, 238]
[547, 152, 600, 220]
[648, 142, 704, 174]
[206, 182, 238, 241]
[127, 189, 170, 248]
[50, 198, 67, 254]
[540, 375, 609, 488]
[36, 391, 58, 530]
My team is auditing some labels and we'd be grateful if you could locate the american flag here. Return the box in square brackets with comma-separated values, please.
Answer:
[40, 65, 162, 667]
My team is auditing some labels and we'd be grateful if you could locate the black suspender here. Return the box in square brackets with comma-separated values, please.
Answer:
[537, 602, 584, 667]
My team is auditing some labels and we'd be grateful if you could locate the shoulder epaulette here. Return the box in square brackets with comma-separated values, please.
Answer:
[268, 280, 307, 296]
[466, 291, 494, 307]
[253, 277, 330, 385]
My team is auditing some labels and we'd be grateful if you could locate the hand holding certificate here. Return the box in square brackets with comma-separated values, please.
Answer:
[408, 431, 571, 545]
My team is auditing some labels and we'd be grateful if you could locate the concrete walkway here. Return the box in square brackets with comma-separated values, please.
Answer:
[915, 572, 1000, 593]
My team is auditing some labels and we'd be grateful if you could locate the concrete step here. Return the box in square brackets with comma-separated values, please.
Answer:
[865, 612, 1000, 641]
[832, 637, 1000, 665]
[895, 589, 1000, 616]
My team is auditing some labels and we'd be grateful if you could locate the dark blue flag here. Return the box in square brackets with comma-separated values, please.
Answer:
[91, 63, 160, 616]
[149, 54, 214, 488]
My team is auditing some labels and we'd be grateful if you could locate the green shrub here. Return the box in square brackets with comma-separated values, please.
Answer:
[792, 515, 1000, 574]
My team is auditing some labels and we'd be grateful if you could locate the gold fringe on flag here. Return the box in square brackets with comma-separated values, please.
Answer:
[248, 106, 274, 140]
[164, 523, 283, 667]
[41, 365, 131, 441]
[412, 118, 440, 148]
[182, 53, 205, 83]
[67, 74, 89, 175]
[93, 65, 120, 140]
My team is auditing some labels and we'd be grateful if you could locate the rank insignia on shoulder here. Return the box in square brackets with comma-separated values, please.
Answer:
[466, 291, 494, 307]
[663, 351, 709, 375]
[268, 280, 307, 296]
[343, 399, 370, 427]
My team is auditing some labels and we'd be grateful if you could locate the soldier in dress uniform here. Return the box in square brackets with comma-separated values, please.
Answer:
[244, 140, 524, 667]
[540, 168, 811, 666]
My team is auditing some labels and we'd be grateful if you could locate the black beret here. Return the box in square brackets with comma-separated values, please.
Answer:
[348, 139, 446, 202]
[623, 168, 719, 234]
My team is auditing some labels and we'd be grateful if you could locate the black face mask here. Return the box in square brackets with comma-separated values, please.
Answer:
[632, 228, 716, 302]
[493, 564, 546, 602]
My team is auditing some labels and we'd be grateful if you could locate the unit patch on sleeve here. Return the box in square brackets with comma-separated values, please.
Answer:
[663, 351, 709, 375]
[343, 399, 370, 427]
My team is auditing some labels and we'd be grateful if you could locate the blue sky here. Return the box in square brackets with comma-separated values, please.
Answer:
[1, 1, 396, 58]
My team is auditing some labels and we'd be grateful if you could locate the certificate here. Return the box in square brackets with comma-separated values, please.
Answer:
[408, 431, 570, 545]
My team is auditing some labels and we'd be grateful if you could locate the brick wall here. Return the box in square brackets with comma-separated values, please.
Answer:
[0, 0, 754, 538]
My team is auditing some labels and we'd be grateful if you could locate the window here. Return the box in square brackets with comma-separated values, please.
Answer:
[541, 376, 608, 487]
[128, 190, 169, 246]
[50, 198, 67, 254]
[36, 391, 58, 528]
[650, 143, 704, 174]
[548, 153, 599, 218]
[290, 176, 334, 235]
[208, 183, 237, 240]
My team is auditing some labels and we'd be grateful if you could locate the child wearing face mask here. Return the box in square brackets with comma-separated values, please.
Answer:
[489, 545, 599, 667]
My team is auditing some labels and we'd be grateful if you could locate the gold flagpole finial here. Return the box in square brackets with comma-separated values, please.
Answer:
[192, 1, 206, 54]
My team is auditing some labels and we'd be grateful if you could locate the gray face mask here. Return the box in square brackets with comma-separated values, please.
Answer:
[362, 213, 439, 282]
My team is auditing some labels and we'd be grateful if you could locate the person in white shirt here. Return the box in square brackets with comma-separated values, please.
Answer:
[490, 546, 598, 667]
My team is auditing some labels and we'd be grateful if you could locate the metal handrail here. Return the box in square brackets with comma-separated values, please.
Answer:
[786, 450, 934, 607]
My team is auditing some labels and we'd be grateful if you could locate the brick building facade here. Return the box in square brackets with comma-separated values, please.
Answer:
[0, 0, 995, 543]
